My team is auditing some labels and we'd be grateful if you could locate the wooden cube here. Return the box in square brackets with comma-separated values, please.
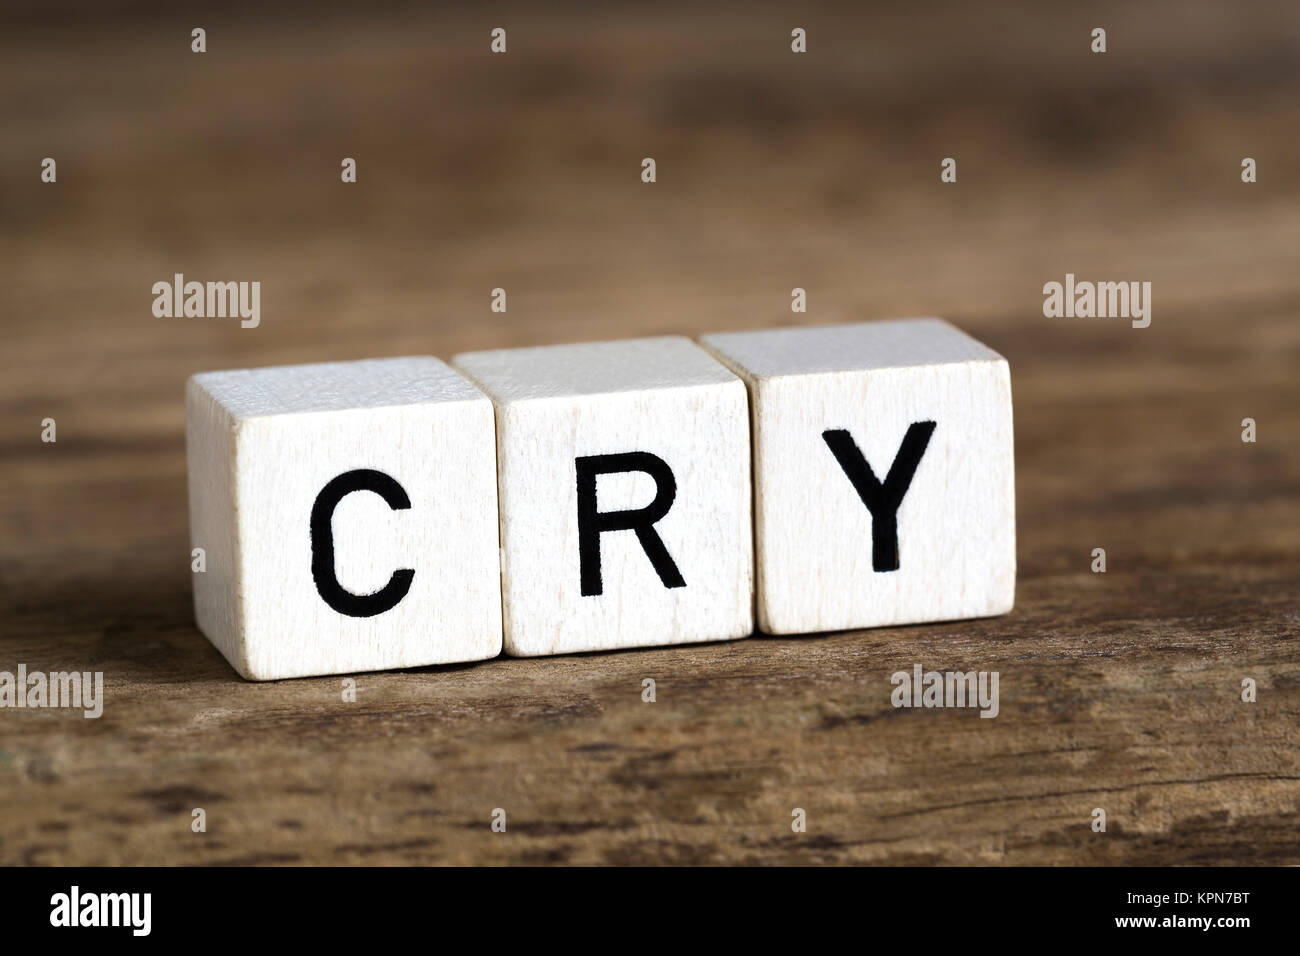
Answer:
[453, 337, 754, 656]
[186, 357, 502, 680]
[699, 319, 1015, 633]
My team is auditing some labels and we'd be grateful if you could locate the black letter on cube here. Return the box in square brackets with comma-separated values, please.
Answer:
[310, 469, 415, 617]
[823, 421, 937, 572]
[575, 452, 686, 597]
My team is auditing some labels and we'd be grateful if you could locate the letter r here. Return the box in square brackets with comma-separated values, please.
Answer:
[575, 452, 686, 596]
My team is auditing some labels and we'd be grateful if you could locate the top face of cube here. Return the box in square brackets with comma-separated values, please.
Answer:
[188, 356, 483, 420]
[452, 336, 739, 403]
[699, 319, 1006, 380]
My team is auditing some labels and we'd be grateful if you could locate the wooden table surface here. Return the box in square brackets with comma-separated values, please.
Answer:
[2, 2, 1298, 865]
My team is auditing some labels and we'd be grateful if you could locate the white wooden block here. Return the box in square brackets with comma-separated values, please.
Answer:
[699, 319, 1015, 634]
[452, 336, 753, 656]
[186, 357, 503, 680]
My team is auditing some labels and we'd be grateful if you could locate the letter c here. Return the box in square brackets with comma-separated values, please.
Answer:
[310, 469, 414, 617]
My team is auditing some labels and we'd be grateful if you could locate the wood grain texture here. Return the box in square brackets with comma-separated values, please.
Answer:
[701, 319, 1016, 633]
[1, 1, 1299, 865]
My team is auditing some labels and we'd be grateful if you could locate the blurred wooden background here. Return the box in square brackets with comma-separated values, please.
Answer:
[1, 1, 1298, 864]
